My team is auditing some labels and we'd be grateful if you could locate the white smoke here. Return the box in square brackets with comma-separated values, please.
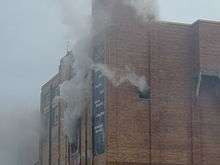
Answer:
[58, 0, 92, 142]
[92, 64, 148, 92]
[58, 0, 156, 141]
[60, 78, 89, 142]
[59, 0, 92, 43]
[60, 41, 92, 142]
[124, 0, 158, 22]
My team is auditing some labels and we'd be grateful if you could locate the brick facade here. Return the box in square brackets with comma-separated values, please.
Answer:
[102, 20, 220, 165]
[39, 1, 220, 165]
[39, 51, 78, 165]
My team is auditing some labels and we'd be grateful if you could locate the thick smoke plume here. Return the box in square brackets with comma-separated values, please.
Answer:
[59, 0, 92, 44]
[58, 0, 157, 141]
[60, 46, 92, 142]
[124, 0, 158, 22]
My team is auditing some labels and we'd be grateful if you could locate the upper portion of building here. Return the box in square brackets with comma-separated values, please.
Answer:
[39, 1, 220, 164]
[192, 20, 220, 76]
[91, 3, 220, 162]
[40, 50, 75, 165]
[41, 51, 74, 112]
[92, 0, 220, 77]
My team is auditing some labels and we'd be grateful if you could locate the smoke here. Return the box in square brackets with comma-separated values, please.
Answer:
[124, 0, 158, 22]
[0, 108, 40, 165]
[58, 0, 156, 141]
[60, 41, 92, 142]
[60, 52, 148, 142]
[93, 64, 149, 92]
[59, 0, 92, 44]
[60, 72, 90, 142]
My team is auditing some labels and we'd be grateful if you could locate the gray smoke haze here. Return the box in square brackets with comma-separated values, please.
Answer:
[93, 64, 149, 92]
[124, 0, 158, 22]
[0, 108, 40, 165]
[59, 0, 92, 44]
[59, 0, 156, 141]
[1, 0, 219, 164]
[60, 45, 92, 142]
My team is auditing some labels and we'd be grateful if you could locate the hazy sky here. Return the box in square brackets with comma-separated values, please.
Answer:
[0, 0, 66, 111]
[159, 0, 220, 23]
[0, 0, 220, 112]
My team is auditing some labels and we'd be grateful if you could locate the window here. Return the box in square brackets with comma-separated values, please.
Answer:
[200, 75, 220, 97]
[196, 74, 220, 97]
[138, 88, 150, 100]
[92, 41, 106, 155]
[68, 119, 81, 157]
[70, 143, 78, 154]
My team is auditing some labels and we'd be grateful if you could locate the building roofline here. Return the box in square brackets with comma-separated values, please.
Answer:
[156, 19, 220, 27]
[193, 19, 220, 25]
[156, 20, 190, 26]
[41, 73, 60, 90]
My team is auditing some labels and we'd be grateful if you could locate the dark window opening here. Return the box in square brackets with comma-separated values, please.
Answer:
[70, 143, 78, 154]
[138, 89, 150, 100]
[201, 74, 220, 97]
[68, 119, 81, 159]
[202, 75, 219, 85]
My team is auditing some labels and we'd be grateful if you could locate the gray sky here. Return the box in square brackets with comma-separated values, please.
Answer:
[0, 0, 66, 111]
[159, 0, 220, 23]
[0, 0, 220, 112]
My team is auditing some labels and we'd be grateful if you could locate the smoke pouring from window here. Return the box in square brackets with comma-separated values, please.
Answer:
[58, 0, 157, 141]
[92, 64, 149, 92]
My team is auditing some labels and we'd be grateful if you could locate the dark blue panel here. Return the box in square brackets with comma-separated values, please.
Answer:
[92, 42, 105, 155]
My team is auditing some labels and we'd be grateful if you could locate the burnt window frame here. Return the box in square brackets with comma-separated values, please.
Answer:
[138, 88, 151, 100]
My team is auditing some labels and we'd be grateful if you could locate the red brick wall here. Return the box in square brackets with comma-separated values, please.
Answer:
[197, 21, 220, 75]
[40, 2, 220, 164]
[105, 19, 150, 164]
[195, 76, 220, 165]
[104, 20, 220, 165]
[192, 21, 220, 165]
[40, 62, 71, 165]
[106, 21, 195, 164]
[150, 23, 194, 165]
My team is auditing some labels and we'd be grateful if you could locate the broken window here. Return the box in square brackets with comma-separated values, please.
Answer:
[70, 143, 78, 154]
[138, 88, 150, 100]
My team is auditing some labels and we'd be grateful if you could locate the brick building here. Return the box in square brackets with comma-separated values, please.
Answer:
[39, 1, 220, 165]
[39, 50, 76, 165]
